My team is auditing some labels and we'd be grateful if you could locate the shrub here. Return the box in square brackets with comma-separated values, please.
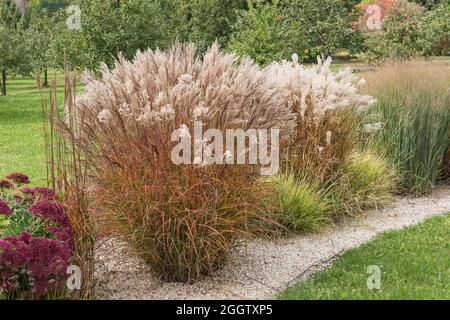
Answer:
[0, 174, 73, 299]
[359, 0, 426, 59]
[262, 57, 396, 230]
[228, 0, 295, 66]
[265, 150, 397, 231]
[419, 1, 450, 56]
[363, 61, 450, 193]
[266, 173, 330, 233]
[70, 43, 294, 283]
[282, 0, 361, 61]
[264, 55, 376, 181]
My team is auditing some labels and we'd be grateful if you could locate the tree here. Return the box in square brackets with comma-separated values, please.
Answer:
[160, 0, 246, 54]
[0, 0, 31, 96]
[186, 0, 246, 52]
[52, 0, 168, 70]
[282, 0, 360, 61]
[419, 1, 450, 55]
[27, 10, 54, 86]
[413, 0, 448, 10]
[361, 0, 426, 59]
[228, 0, 296, 65]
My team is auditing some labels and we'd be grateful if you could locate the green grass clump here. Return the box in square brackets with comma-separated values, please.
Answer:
[267, 151, 397, 233]
[267, 173, 331, 233]
[328, 151, 398, 217]
[279, 213, 450, 300]
[364, 61, 450, 194]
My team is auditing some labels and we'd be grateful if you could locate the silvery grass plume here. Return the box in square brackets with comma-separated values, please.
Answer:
[264, 54, 376, 124]
[264, 54, 377, 178]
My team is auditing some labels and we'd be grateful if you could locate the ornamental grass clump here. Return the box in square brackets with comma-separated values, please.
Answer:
[264, 55, 376, 181]
[328, 151, 398, 217]
[0, 174, 73, 300]
[265, 173, 331, 233]
[262, 56, 397, 230]
[363, 61, 450, 193]
[70, 43, 294, 283]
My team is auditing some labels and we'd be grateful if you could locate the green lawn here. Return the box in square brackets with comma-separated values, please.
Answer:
[279, 213, 450, 300]
[0, 76, 64, 185]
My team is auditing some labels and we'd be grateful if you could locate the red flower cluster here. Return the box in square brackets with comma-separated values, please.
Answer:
[29, 200, 74, 250]
[29, 200, 68, 226]
[0, 176, 74, 299]
[0, 180, 14, 189]
[0, 200, 12, 216]
[0, 232, 71, 298]
[21, 187, 56, 200]
[5, 173, 30, 185]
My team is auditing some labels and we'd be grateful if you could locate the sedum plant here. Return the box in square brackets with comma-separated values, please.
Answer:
[0, 173, 73, 300]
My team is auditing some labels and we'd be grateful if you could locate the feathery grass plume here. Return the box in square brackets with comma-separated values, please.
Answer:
[264, 55, 376, 180]
[362, 61, 450, 193]
[70, 43, 295, 283]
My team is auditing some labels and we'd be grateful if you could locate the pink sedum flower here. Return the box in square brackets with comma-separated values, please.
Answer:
[0, 200, 12, 216]
[0, 180, 14, 189]
[6, 173, 30, 185]
[0, 232, 71, 298]
[21, 187, 56, 200]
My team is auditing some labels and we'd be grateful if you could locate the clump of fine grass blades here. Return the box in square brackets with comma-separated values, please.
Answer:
[266, 173, 330, 233]
[363, 61, 450, 194]
[328, 151, 398, 217]
[266, 151, 396, 233]
[69, 43, 294, 283]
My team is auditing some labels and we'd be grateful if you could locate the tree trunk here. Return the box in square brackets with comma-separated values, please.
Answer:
[44, 67, 48, 87]
[1, 70, 6, 96]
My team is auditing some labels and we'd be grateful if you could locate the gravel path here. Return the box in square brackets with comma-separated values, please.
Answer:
[95, 184, 450, 300]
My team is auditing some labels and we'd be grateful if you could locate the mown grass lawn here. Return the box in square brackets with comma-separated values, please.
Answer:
[279, 213, 450, 300]
[0, 76, 64, 185]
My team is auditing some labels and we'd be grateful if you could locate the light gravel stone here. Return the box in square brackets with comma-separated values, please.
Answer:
[94, 184, 450, 300]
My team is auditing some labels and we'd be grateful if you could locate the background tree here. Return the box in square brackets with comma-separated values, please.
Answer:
[361, 0, 426, 59]
[52, 0, 168, 71]
[413, 0, 448, 10]
[228, 0, 296, 65]
[186, 0, 246, 52]
[282, 0, 361, 61]
[229, 0, 360, 64]
[27, 7, 55, 86]
[160, 0, 246, 54]
[0, 0, 31, 95]
[419, 1, 450, 55]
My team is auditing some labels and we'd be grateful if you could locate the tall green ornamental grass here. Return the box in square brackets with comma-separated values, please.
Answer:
[363, 61, 450, 194]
